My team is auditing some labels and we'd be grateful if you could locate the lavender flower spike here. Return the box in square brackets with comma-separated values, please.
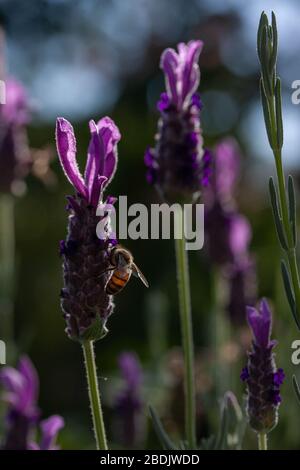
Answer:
[145, 40, 211, 203]
[241, 299, 285, 434]
[56, 117, 121, 341]
[0, 356, 64, 450]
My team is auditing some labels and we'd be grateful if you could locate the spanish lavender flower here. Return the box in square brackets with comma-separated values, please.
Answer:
[0, 356, 64, 450]
[241, 299, 285, 434]
[114, 352, 144, 448]
[0, 78, 31, 195]
[204, 138, 257, 324]
[145, 40, 212, 203]
[205, 138, 250, 265]
[56, 117, 121, 341]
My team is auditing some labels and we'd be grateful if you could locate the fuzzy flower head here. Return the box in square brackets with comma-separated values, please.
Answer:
[145, 40, 211, 203]
[241, 299, 285, 434]
[56, 117, 121, 341]
[0, 356, 64, 450]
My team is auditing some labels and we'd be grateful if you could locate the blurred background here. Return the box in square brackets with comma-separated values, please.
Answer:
[0, 0, 300, 450]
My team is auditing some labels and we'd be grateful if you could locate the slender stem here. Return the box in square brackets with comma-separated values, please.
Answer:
[174, 219, 196, 449]
[268, 97, 300, 313]
[82, 340, 108, 450]
[257, 432, 268, 450]
[0, 195, 15, 352]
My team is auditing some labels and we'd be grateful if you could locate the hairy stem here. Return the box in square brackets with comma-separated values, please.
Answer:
[174, 216, 196, 449]
[258, 432, 268, 450]
[82, 340, 108, 450]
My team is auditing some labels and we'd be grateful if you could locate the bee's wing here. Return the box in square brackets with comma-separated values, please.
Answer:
[132, 263, 149, 288]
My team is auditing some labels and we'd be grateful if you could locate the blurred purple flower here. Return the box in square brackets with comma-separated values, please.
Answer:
[145, 40, 212, 203]
[241, 299, 285, 433]
[204, 137, 257, 324]
[113, 352, 144, 448]
[0, 356, 64, 450]
[56, 117, 120, 341]
[0, 78, 31, 195]
[29, 415, 65, 450]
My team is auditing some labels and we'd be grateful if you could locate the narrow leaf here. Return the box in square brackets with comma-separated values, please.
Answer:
[149, 406, 177, 450]
[260, 81, 275, 149]
[257, 12, 269, 63]
[281, 260, 300, 330]
[275, 78, 283, 149]
[261, 26, 272, 97]
[270, 12, 278, 71]
[269, 177, 288, 250]
[293, 375, 300, 404]
[288, 175, 297, 247]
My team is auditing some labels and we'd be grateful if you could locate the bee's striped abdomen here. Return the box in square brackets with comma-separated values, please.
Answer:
[106, 270, 130, 295]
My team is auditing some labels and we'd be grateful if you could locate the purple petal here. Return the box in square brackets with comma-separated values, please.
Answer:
[97, 117, 121, 185]
[246, 298, 272, 348]
[40, 415, 65, 450]
[160, 48, 179, 106]
[90, 175, 107, 208]
[180, 40, 203, 106]
[17, 356, 39, 412]
[55, 118, 87, 197]
[85, 120, 104, 204]
[0, 367, 23, 394]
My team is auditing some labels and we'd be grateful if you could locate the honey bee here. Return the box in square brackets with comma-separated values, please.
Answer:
[104, 244, 149, 295]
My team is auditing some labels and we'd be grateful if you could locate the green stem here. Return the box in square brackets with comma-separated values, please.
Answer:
[175, 228, 196, 449]
[0, 195, 15, 350]
[268, 97, 300, 313]
[257, 432, 268, 450]
[82, 340, 108, 450]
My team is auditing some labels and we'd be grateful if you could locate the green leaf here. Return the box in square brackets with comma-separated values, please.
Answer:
[281, 260, 300, 330]
[261, 26, 272, 97]
[260, 80, 275, 149]
[288, 175, 297, 247]
[270, 11, 278, 71]
[269, 177, 288, 250]
[275, 78, 283, 149]
[257, 12, 268, 63]
[149, 406, 177, 450]
[293, 375, 300, 404]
